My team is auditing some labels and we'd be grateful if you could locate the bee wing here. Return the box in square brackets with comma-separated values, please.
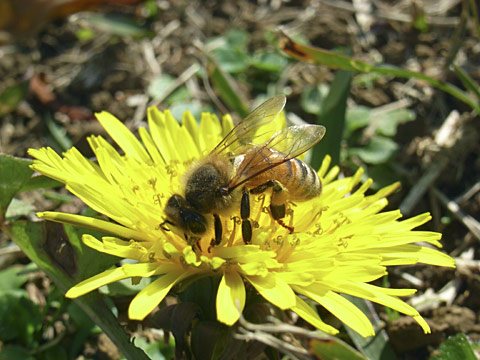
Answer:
[228, 124, 326, 190]
[210, 95, 287, 156]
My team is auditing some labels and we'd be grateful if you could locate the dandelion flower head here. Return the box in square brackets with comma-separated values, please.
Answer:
[28, 98, 455, 337]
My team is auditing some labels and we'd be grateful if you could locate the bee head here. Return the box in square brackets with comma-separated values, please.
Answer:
[164, 194, 207, 235]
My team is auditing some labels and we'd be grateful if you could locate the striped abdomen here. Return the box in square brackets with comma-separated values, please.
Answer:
[238, 147, 322, 202]
[281, 157, 322, 200]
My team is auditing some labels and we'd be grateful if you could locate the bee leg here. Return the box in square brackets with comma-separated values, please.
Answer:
[270, 203, 285, 219]
[240, 188, 252, 243]
[158, 219, 174, 231]
[270, 203, 294, 233]
[194, 239, 203, 253]
[270, 182, 294, 234]
[250, 180, 275, 194]
[213, 214, 222, 246]
[250, 181, 294, 233]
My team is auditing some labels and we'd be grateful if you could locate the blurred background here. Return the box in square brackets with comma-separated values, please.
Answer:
[1, 0, 479, 359]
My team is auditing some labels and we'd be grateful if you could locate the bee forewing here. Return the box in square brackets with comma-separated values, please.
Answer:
[228, 124, 326, 191]
[211, 95, 286, 155]
[266, 124, 326, 158]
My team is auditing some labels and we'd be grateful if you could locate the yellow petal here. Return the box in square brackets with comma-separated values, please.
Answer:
[297, 286, 375, 337]
[147, 107, 178, 163]
[95, 111, 150, 163]
[66, 262, 167, 298]
[199, 112, 222, 152]
[247, 274, 295, 310]
[328, 281, 431, 333]
[36, 212, 149, 241]
[82, 234, 148, 260]
[291, 296, 339, 335]
[138, 127, 165, 165]
[129, 269, 194, 320]
[216, 271, 246, 325]
[182, 110, 201, 152]
[379, 245, 455, 267]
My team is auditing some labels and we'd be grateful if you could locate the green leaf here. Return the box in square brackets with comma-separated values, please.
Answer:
[148, 74, 175, 99]
[470, 0, 480, 40]
[42, 191, 73, 203]
[349, 137, 398, 164]
[345, 106, 415, 139]
[105, 277, 151, 296]
[169, 102, 204, 122]
[413, 12, 429, 32]
[143, 0, 159, 18]
[213, 47, 250, 74]
[0, 155, 33, 220]
[0, 265, 28, 291]
[0, 81, 29, 116]
[179, 277, 218, 321]
[430, 334, 476, 360]
[352, 72, 384, 89]
[342, 295, 396, 360]
[0, 345, 35, 360]
[67, 301, 100, 357]
[300, 84, 329, 115]
[309, 334, 368, 360]
[366, 164, 402, 190]
[20, 175, 63, 192]
[42, 344, 69, 360]
[165, 86, 191, 105]
[452, 63, 480, 101]
[224, 29, 248, 50]
[6, 221, 150, 359]
[0, 291, 42, 345]
[191, 321, 232, 360]
[208, 58, 250, 118]
[251, 52, 287, 72]
[374, 108, 416, 137]
[126, 336, 174, 360]
[67, 301, 97, 332]
[5, 198, 34, 220]
[345, 106, 371, 136]
[311, 70, 352, 168]
[9, 221, 120, 283]
[83, 13, 151, 38]
[45, 113, 73, 151]
[148, 74, 192, 106]
[207, 29, 248, 52]
[209, 29, 250, 74]
[279, 33, 480, 115]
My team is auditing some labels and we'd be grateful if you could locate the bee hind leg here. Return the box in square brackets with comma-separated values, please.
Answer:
[250, 181, 294, 234]
[269, 182, 294, 233]
[270, 204, 294, 233]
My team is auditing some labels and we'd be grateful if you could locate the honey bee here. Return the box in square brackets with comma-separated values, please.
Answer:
[163, 95, 326, 247]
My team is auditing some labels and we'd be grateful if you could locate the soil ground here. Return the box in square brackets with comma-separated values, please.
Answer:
[1, 1, 479, 359]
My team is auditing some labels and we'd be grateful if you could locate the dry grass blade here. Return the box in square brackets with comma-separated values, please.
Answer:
[432, 188, 480, 241]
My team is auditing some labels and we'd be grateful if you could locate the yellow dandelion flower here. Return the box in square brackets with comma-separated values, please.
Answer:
[28, 97, 455, 338]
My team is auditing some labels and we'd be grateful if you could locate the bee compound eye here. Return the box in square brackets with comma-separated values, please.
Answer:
[181, 210, 207, 235]
[189, 221, 207, 235]
[168, 194, 186, 208]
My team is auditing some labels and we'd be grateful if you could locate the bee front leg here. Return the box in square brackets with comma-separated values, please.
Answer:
[213, 213, 222, 246]
[240, 188, 252, 243]
[158, 219, 174, 231]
